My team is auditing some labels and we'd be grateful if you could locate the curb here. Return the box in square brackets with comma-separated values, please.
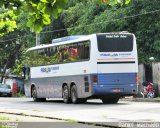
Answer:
[121, 98, 160, 103]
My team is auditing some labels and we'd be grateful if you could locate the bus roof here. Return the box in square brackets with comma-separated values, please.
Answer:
[27, 32, 134, 52]
[27, 35, 91, 52]
[52, 35, 87, 44]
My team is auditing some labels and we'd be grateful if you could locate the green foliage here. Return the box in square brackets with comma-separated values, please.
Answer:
[0, 116, 10, 121]
[62, 0, 160, 63]
[16, 92, 25, 97]
[127, 0, 160, 63]
[0, 0, 68, 35]
[96, 0, 131, 6]
[12, 63, 23, 76]
[0, 0, 131, 36]
[0, 10, 17, 36]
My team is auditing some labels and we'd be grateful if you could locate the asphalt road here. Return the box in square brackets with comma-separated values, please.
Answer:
[0, 98, 160, 127]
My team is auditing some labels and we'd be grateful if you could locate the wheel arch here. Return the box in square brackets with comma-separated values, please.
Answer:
[62, 82, 69, 98]
[70, 82, 78, 97]
[70, 82, 76, 89]
[62, 82, 77, 98]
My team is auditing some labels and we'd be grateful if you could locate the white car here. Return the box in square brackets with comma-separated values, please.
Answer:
[0, 83, 12, 97]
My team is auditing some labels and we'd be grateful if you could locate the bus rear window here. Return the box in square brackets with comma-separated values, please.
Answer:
[97, 34, 133, 52]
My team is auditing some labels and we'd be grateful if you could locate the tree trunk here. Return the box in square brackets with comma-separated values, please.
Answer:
[0, 44, 22, 83]
[0, 61, 8, 83]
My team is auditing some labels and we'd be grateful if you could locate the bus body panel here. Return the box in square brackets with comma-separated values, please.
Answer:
[25, 57, 97, 99]
[91, 33, 138, 97]
[25, 74, 93, 98]
[92, 73, 137, 96]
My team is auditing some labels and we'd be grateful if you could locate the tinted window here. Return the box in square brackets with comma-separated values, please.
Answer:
[97, 34, 133, 52]
[26, 41, 90, 66]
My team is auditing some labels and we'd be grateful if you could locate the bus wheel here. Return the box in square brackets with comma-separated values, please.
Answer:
[101, 98, 119, 104]
[71, 85, 79, 104]
[63, 86, 71, 104]
[153, 83, 159, 97]
[32, 86, 39, 102]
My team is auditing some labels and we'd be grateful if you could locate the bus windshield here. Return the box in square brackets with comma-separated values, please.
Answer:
[97, 34, 133, 52]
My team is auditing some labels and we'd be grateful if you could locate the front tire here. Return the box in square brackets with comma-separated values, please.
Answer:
[32, 86, 46, 102]
[32, 86, 38, 102]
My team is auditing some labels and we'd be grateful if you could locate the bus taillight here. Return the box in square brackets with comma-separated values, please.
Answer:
[92, 75, 98, 84]
[136, 73, 138, 82]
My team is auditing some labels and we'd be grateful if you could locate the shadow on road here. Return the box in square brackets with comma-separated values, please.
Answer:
[26, 99, 130, 106]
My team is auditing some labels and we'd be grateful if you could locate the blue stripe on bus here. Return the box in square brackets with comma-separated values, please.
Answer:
[92, 84, 137, 95]
[97, 73, 136, 85]
[92, 73, 137, 95]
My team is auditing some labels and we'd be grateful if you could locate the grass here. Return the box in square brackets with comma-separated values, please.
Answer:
[19, 112, 27, 116]
[0, 125, 4, 128]
[64, 119, 78, 122]
[16, 92, 25, 97]
[16, 118, 22, 122]
[0, 116, 10, 121]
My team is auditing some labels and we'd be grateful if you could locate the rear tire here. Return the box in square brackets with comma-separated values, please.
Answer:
[63, 85, 71, 104]
[70, 85, 87, 104]
[71, 85, 78, 104]
[71, 85, 87, 104]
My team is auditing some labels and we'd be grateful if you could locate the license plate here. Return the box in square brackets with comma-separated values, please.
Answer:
[112, 88, 121, 92]
[3, 93, 7, 95]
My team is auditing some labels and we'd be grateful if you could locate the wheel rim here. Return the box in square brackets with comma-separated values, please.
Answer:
[147, 92, 154, 98]
[63, 86, 68, 102]
[32, 87, 37, 100]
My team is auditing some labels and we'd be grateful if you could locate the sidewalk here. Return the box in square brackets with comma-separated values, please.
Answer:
[121, 97, 160, 102]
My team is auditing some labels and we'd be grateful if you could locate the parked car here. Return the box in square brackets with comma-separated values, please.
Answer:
[0, 83, 12, 97]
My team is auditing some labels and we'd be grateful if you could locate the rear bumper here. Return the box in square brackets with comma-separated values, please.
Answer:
[0, 93, 12, 97]
[92, 84, 137, 96]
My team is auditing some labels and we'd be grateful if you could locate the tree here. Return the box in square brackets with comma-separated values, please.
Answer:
[0, 0, 133, 78]
[0, 9, 36, 81]
[96, 0, 131, 5]
[0, 35, 23, 82]
[0, 0, 131, 36]
[0, 0, 68, 35]
[62, 0, 160, 63]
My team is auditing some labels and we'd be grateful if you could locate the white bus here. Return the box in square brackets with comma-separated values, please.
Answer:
[24, 32, 138, 104]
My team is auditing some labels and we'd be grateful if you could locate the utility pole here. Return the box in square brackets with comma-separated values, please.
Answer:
[36, 33, 40, 46]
